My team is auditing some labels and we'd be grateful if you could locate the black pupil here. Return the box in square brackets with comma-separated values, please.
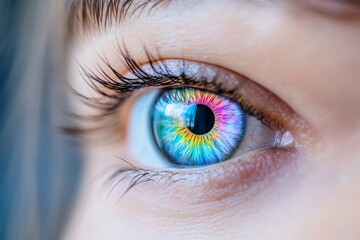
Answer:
[186, 104, 215, 135]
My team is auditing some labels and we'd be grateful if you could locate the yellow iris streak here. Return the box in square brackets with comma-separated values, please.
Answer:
[174, 127, 216, 148]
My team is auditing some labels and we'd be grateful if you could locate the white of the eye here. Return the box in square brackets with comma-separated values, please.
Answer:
[128, 90, 175, 168]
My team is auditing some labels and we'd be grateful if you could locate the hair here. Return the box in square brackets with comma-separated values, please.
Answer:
[0, 0, 82, 240]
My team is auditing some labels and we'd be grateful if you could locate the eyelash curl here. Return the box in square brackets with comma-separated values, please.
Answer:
[68, 44, 283, 136]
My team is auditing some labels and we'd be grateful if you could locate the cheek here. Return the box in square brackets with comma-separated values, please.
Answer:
[261, 154, 360, 239]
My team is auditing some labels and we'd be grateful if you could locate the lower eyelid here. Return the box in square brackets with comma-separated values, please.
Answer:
[105, 147, 298, 207]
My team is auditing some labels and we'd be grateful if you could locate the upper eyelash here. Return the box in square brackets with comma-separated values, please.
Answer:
[67, 45, 225, 134]
[66, 44, 284, 136]
[64, 47, 184, 134]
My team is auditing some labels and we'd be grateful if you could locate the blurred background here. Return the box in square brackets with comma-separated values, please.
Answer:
[0, 0, 82, 239]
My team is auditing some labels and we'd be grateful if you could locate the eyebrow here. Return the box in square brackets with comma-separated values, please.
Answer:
[68, 0, 168, 37]
[67, 0, 360, 38]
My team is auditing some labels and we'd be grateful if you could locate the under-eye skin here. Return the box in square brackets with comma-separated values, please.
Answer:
[74, 48, 308, 201]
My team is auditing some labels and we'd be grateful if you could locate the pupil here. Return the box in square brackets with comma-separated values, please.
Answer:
[185, 104, 215, 135]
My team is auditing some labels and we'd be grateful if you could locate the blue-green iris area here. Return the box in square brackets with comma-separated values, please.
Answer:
[152, 88, 246, 166]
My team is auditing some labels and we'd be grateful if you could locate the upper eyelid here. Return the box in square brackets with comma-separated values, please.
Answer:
[74, 45, 299, 138]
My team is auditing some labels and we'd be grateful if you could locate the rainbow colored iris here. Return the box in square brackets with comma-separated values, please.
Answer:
[152, 88, 246, 166]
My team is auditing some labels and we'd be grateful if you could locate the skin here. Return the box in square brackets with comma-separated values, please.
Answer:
[64, 1, 360, 239]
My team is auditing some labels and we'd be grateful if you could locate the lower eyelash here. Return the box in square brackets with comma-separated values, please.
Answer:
[105, 147, 297, 202]
[105, 164, 187, 202]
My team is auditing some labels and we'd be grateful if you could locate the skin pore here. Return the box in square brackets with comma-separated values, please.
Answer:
[64, 0, 360, 239]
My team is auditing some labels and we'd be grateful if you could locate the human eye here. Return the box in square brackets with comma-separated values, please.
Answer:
[127, 60, 294, 169]
[71, 47, 307, 204]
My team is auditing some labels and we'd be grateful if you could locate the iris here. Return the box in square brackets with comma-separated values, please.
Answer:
[152, 88, 246, 166]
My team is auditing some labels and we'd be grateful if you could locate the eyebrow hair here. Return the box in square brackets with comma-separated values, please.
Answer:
[67, 0, 360, 39]
[68, 0, 168, 38]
